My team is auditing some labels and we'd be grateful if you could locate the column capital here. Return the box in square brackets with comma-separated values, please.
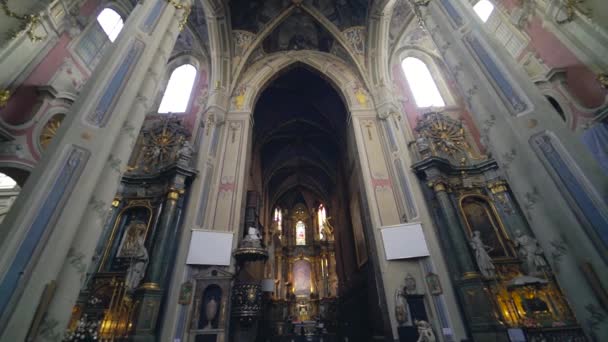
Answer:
[487, 180, 508, 194]
[428, 179, 450, 193]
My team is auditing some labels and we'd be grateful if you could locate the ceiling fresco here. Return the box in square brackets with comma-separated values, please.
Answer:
[229, 0, 369, 33]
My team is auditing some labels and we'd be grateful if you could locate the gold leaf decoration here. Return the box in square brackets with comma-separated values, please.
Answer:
[39, 114, 65, 150]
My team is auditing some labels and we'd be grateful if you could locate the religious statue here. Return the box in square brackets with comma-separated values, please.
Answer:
[241, 226, 263, 247]
[117, 221, 147, 258]
[470, 230, 496, 278]
[415, 320, 436, 342]
[177, 139, 194, 165]
[513, 230, 548, 275]
[395, 286, 408, 325]
[124, 234, 149, 291]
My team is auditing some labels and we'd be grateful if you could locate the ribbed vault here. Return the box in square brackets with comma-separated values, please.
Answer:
[253, 65, 347, 207]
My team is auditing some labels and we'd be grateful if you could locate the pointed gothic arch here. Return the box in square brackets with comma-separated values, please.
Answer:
[228, 3, 370, 94]
[233, 51, 373, 115]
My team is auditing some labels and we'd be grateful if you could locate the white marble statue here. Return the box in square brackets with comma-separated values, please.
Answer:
[124, 234, 149, 291]
[470, 230, 496, 278]
[244, 226, 262, 241]
[395, 286, 408, 325]
[513, 230, 548, 275]
[415, 320, 436, 342]
[178, 140, 194, 159]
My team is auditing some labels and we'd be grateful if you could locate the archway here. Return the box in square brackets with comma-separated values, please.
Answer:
[246, 65, 384, 340]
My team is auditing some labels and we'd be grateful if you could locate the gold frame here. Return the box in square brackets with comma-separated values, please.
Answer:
[98, 199, 154, 272]
[458, 194, 516, 259]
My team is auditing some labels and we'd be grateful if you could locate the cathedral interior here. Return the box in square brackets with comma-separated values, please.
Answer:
[0, 0, 607, 341]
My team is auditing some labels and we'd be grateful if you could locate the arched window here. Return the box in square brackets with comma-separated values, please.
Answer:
[401, 57, 445, 108]
[97, 8, 124, 42]
[274, 207, 283, 235]
[158, 64, 197, 113]
[317, 204, 326, 240]
[473, 0, 494, 23]
[296, 220, 306, 245]
[0, 173, 17, 189]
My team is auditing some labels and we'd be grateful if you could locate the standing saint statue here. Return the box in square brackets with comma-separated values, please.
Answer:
[470, 230, 496, 278]
[124, 234, 148, 291]
[513, 230, 548, 275]
[395, 286, 408, 325]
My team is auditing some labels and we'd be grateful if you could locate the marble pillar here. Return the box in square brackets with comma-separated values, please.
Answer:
[0, 1, 191, 340]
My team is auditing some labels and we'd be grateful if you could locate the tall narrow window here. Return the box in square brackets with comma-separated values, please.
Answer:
[158, 64, 197, 113]
[317, 204, 327, 240]
[296, 220, 306, 245]
[274, 207, 282, 236]
[97, 8, 124, 42]
[473, 0, 494, 23]
[401, 57, 445, 108]
[474, 0, 527, 58]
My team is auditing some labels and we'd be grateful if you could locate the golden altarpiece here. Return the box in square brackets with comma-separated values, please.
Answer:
[258, 201, 339, 337]
[411, 112, 585, 341]
[64, 116, 197, 341]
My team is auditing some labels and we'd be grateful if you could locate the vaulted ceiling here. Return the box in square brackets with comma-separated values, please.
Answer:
[253, 66, 347, 206]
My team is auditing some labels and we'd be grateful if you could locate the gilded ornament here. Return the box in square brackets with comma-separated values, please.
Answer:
[0, 89, 10, 108]
[488, 180, 508, 194]
[0, 0, 46, 42]
[39, 114, 65, 150]
[167, 190, 180, 200]
[598, 73, 608, 89]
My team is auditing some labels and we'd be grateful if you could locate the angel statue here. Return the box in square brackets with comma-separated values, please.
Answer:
[513, 230, 548, 275]
[470, 230, 496, 278]
[415, 320, 436, 342]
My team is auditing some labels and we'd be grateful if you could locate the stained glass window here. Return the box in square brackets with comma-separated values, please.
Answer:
[274, 207, 282, 236]
[318, 204, 326, 240]
[296, 220, 306, 245]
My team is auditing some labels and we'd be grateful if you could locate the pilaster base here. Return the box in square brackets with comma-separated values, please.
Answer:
[456, 276, 509, 342]
[130, 287, 163, 342]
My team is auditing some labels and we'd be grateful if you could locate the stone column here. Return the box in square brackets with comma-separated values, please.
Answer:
[429, 180, 476, 276]
[0, 1, 191, 340]
[144, 188, 182, 287]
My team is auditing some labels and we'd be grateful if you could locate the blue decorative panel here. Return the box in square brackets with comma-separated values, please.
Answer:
[466, 34, 528, 114]
[439, 0, 463, 27]
[382, 120, 398, 152]
[582, 122, 608, 175]
[196, 165, 213, 226]
[530, 132, 608, 249]
[141, 0, 166, 33]
[87, 39, 145, 127]
[0, 146, 90, 315]
[394, 159, 417, 219]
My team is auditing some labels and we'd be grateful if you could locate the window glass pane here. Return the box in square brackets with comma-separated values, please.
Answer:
[158, 64, 197, 113]
[97, 8, 124, 42]
[401, 58, 445, 108]
[474, 0, 495, 23]
[0, 173, 17, 189]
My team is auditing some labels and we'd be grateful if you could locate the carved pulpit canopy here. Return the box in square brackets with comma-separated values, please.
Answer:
[414, 111, 485, 165]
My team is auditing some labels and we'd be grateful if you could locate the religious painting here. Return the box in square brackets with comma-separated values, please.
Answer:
[459, 196, 513, 259]
[296, 220, 306, 246]
[117, 220, 148, 258]
[293, 259, 312, 296]
[350, 193, 368, 267]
